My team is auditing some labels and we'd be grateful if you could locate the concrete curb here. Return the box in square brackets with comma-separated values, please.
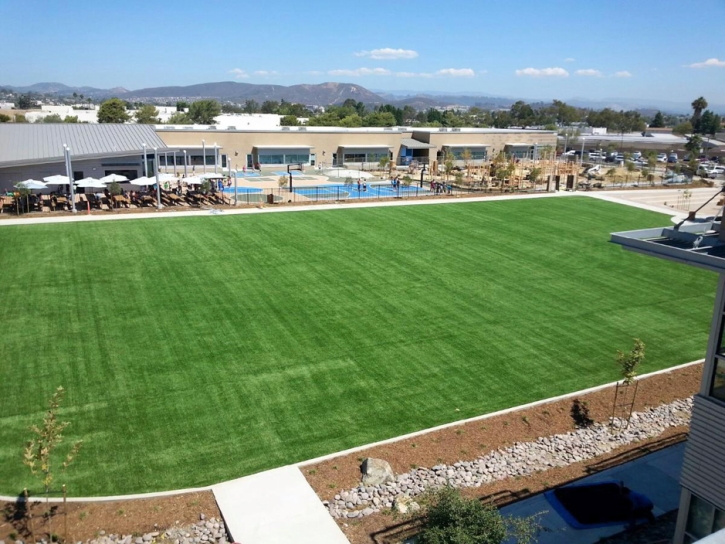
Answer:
[0, 359, 702, 503]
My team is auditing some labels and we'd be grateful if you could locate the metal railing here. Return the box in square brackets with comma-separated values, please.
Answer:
[244, 182, 548, 205]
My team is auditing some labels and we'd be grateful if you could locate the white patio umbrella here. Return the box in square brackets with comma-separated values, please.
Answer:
[43, 174, 71, 185]
[156, 173, 178, 183]
[100, 174, 129, 183]
[127, 176, 158, 187]
[200, 173, 225, 179]
[74, 177, 106, 189]
[184, 176, 202, 185]
[16, 179, 48, 190]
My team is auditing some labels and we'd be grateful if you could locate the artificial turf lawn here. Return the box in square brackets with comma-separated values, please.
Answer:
[0, 197, 716, 496]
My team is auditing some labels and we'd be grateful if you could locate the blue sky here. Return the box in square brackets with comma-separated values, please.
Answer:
[2, 0, 724, 106]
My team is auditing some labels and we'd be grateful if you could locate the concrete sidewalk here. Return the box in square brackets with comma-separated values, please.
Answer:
[212, 465, 349, 544]
[500, 442, 685, 544]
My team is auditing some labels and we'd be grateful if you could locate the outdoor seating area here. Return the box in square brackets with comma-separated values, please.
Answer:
[2, 172, 232, 215]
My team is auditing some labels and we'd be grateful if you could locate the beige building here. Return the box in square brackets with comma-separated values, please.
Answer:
[154, 125, 557, 171]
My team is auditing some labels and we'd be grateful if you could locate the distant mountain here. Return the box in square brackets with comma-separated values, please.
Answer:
[0, 82, 129, 97]
[124, 81, 383, 105]
[1, 80, 384, 105]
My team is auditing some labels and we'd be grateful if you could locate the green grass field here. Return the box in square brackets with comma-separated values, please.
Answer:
[0, 197, 716, 496]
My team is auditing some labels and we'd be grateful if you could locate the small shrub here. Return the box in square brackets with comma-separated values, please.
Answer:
[307, 469, 317, 475]
[571, 399, 594, 428]
[78, 511, 88, 521]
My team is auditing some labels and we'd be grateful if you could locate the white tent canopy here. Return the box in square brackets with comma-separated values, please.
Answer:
[156, 173, 178, 182]
[184, 176, 202, 185]
[200, 173, 225, 180]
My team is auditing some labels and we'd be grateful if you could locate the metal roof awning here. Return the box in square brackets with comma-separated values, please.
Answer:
[338, 144, 393, 149]
[442, 143, 490, 148]
[400, 138, 436, 149]
[505, 143, 534, 147]
[253, 145, 314, 149]
[0, 124, 167, 168]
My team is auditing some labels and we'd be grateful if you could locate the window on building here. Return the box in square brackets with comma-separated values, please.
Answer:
[343, 153, 366, 163]
[686, 494, 725, 541]
[258, 154, 284, 164]
[712, 358, 725, 402]
[449, 149, 487, 160]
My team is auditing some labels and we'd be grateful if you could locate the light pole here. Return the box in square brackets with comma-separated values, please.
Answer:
[580, 137, 586, 167]
[214, 143, 218, 173]
[142, 143, 148, 177]
[64, 145, 77, 213]
[202, 139, 206, 173]
[173, 151, 177, 176]
[183, 150, 188, 177]
[154, 148, 162, 210]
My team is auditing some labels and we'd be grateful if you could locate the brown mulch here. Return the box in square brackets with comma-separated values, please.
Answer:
[301, 364, 701, 544]
[0, 492, 220, 543]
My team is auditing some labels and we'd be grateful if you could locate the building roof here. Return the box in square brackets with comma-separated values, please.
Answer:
[155, 125, 556, 135]
[400, 138, 436, 149]
[0, 124, 167, 168]
[339, 144, 393, 149]
[252, 145, 314, 149]
[442, 143, 490, 148]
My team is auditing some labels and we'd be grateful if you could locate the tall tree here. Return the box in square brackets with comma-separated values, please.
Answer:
[97, 98, 130, 123]
[691, 96, 708, 131]
[188, 100, 221, 124]
[135, 104, 160, 124]
[243, 100, 259, 114]
[650, 111, 665, 128]
[260, 100, 280, 114]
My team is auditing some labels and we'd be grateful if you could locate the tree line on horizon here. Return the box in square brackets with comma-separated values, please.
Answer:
[2, 90, 722, 139]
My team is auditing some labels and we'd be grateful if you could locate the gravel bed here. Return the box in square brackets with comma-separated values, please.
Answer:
[0, 515, 230, 544]
[325, 397, 692, 519]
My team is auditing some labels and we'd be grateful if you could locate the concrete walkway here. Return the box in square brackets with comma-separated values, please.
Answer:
[501, 442, 686, 544]
[0, 191, 568, 227]
[212, 465, 349, 544]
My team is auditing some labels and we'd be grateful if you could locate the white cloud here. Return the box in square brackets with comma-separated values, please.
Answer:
[614, 70, 633, 78]
[564, 57, 575, 62]
[395, 71, 432, 78]
[575, 69, 602, 77]
[328, 67, 392, 76]
[354, 48, 418, 60]
[228, 68, 249, 79]
[687, 58, 725, 68]
[515, 67, 569, 77]
[254, 70, 278, 76]
[436, 68, 475, 77]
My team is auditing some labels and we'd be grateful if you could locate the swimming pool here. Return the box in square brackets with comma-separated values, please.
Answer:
[234, 172, 261, 178]
[222, 187, 263, 194]
[292, 184, 431, 200]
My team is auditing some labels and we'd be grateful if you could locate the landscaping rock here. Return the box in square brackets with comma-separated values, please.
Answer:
[393, 495, 420, 515]
[326, 397, 693, 521]
[361, 457, 394, 486]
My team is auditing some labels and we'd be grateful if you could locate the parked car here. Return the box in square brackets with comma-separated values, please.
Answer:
[668, 153, 678, 163]
[698, 165, 718, 178]
[657, 153, 668, 163]
[631, 151, 642, 160]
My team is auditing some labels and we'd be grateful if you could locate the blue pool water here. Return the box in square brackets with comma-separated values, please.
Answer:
[272, 171, 304, 177]
[222, 187, 263, 194]
[234, 172, 261, 178]
[292, 184, 431, 200]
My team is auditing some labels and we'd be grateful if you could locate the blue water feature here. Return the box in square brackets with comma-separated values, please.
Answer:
[234, 172, 261, 178]
[272, 171, 304, 177]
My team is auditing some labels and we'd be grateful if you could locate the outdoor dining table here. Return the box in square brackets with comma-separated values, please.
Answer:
[112, 195, 130, 208]
[140, 195, 156, 206]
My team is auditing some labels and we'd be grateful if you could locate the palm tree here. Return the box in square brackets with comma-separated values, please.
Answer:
[691, 96, 708, 128]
